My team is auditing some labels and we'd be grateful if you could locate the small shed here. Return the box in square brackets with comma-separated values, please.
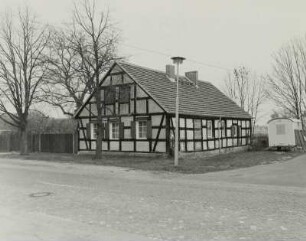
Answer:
[267, 118, 303, 147]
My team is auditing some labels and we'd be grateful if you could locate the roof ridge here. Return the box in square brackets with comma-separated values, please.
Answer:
[118, 60, 191, 80]
[117, 61, 166, 75]
[118, 61, 214, 85]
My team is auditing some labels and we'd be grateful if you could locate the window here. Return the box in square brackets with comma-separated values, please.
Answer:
[221, 120, 226, 137]
[207, 120, 213, 138]
[110, 122, 119, 139]
[194, 119, 201, 139]
[105, 86, 116, 104]
[137, 120, 147, 139]
[119, 85, 131, 103]
[276, 124, 285, 135]
[92, 123, 98, 139]
[232, 124, 238, 137]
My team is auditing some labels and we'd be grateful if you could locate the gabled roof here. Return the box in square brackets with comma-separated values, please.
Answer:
[74, 61, 251, 119]
[118, 62, 251, 119]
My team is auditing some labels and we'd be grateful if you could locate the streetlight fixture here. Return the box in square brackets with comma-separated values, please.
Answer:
[171, 56, 185, 167]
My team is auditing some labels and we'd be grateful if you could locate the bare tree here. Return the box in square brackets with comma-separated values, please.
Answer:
[223, 66, 266, 128]
[268, 37, 306, 127]
[43, 29, 91, 116]
[0, 8, 49, 154]
[73, 0, 119, 159]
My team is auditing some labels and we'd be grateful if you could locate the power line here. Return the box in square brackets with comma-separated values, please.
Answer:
[121, 43, 232, 71]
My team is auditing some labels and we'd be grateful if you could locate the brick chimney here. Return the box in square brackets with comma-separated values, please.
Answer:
[185, 71, 198, 86]
[166, 65, 175, 79]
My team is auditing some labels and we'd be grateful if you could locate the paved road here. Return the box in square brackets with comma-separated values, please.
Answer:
[0, 154, 306, 241]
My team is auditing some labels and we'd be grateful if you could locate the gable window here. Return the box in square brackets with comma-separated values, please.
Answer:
[137, 120, 147, 139]
[110, 122, 119, 139]
[105, 86, 116, 104]
[207, 120, 213, 138]
[119, 85, 131, 103]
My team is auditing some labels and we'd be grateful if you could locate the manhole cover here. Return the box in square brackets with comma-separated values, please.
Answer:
[29, 192, 53, 198]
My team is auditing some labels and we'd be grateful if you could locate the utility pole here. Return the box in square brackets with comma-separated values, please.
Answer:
[171, 56, 185, 167]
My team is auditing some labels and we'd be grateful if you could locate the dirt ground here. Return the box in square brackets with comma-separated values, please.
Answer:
[1, 150, 303, 174]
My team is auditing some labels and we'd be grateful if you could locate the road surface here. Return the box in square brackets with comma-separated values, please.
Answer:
[0, 154, 306, 241]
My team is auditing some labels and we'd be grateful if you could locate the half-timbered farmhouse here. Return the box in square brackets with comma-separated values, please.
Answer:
[74, 61, 252, 155]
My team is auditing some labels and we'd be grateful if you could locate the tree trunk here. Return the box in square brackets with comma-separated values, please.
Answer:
[20, 126, 28, 155]
[95, 88, 103, 159]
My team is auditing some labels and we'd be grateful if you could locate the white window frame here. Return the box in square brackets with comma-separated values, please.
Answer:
[91, 123, 98, 140]
[110, 122, 119, 140]
[232, 124, 238, 137]
[207, 120, 213, 138]
[136, 120, 147, 139]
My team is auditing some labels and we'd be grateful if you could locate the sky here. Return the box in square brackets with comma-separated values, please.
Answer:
[1, 0, 306, 124]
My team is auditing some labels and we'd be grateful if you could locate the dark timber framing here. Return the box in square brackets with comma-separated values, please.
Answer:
[74, 62, 252, 155]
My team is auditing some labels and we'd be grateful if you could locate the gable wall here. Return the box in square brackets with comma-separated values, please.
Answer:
[76, 65, 166, 153]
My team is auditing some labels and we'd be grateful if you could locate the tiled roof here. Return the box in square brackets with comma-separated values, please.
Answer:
[118, 61, 251, 119]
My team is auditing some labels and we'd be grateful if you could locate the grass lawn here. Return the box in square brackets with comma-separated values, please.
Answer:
[1, 150, 303, 174]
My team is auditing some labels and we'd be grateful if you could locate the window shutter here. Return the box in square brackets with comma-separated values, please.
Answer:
[119, 122, 124, 139]
[231, 125, 235, 137]
[131, 121, 136, 139]
[238, 126, 241, 137]
[86, 123, 91, 140]
[105, 123, 109, 140]
[147, 120, 152, 139]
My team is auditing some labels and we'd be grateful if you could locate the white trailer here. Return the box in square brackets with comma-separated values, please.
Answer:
[267, 118, 302, 147]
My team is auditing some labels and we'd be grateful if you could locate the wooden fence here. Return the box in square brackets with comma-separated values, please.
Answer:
[0, 132, 77, 154]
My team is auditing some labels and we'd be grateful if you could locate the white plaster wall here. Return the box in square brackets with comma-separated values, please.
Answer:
[91, 141, 96, 150]
[180, 130, 185, 139]
[180, 118, 185, 127]
[79, 108, 89, 117]
[195, 141, 202, 151]
[222, 139, 226, 147]
[121, 117, 133, 127]
[110, 141, 120, 151]
[120, 104, 129, 114]
[124, 129, 131, 139]
[202, 128, 207, 140]
[136, 100, 146, 113]
[203, 142, 207, 150]
[122, 141, 134, 151]
[79, 141, 86, 149]
[149, 100, 162, 113]
[187, 142, 194, 151]
[79, 131, 85, 139]
[186, 119, 193, 128]
[155, 141, 166, 152]
[136, 141, 149, 152]
[228, 139, 232, 146]
[136, 86, 148, 97]
[102, 141, 108, 151]
[187, 130, 193, 140]
[180, 142, 186, 151]
[151, 115, 162, 126]
[208, 141, 214, 149]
